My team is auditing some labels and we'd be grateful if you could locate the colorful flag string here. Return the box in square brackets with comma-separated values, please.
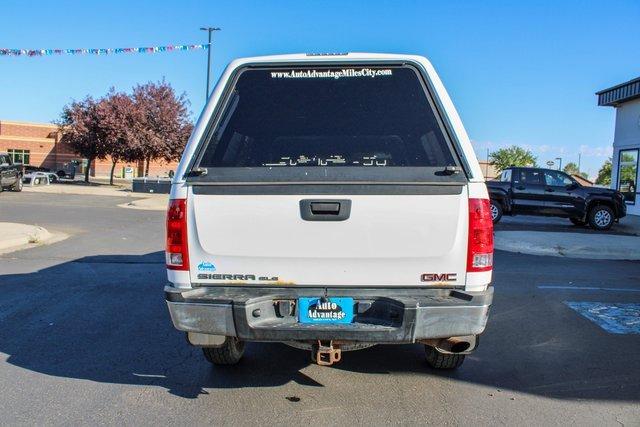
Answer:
[0, 43, 209, 57]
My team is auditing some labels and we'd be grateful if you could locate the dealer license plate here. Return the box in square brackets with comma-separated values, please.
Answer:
[298, 297, 354, 324]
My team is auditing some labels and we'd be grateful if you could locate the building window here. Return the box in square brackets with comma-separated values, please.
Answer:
[8, 149, 30, 165]
[618, 149, 638, 205]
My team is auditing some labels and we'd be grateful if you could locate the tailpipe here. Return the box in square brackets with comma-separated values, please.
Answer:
[421, 335, 478, 355]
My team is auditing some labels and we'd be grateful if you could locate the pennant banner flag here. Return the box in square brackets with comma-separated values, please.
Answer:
[0, 44, 209, 57]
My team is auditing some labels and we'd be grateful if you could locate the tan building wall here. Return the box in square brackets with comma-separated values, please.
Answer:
[0, 120, 179, 178]
[478, 161, 499, 180]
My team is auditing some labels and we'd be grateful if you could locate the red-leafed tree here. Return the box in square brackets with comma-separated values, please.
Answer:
[132, 80, 192, 176]
[98, 89, 143, 185]
[59, 80, 192, 183]
[58, 96, 111, 183]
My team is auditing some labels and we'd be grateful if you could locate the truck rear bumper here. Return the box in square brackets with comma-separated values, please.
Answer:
[165, 285, 493, 343]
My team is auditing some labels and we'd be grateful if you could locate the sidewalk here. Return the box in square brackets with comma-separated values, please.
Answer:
[495, 230, 640, 260]
[21, 182, 168, 210]
[0, 222, 65, 254]
[618, 214, 640, 236]
[23, 183, 132, 197]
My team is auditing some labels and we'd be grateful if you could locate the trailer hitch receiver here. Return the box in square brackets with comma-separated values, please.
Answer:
[311, 340, 342, 366]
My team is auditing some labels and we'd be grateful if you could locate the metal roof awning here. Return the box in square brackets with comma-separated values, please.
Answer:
[596, 77, 640, 106]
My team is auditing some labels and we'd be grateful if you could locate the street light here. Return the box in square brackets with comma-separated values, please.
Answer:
[200, 26, 221, 99]
[555, 157, 562, 171]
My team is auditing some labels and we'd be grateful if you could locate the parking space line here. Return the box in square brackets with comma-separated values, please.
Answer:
[538, 285, 640, 293]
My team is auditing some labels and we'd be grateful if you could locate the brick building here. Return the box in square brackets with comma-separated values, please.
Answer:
[0, 120, 178, 178]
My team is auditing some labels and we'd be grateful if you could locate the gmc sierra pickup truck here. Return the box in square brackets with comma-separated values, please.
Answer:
[164, 53, 494, 370]
[0, 153, 23, 192]
[487, 166, 626, 230]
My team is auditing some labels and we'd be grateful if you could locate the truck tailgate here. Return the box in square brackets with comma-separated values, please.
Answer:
[189, 190, 468, 287]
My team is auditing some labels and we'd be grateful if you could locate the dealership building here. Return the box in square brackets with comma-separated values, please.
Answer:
[597, 77, 640, 216]
[0, 120, 178, 178]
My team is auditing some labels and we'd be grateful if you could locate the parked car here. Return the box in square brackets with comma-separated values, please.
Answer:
[487, 167, 626, 230]
[0, 152, 23, 192]
[164, 53, 494, 370]
[41, 171, 59, 183]
[22, 171, 51, 186]
[23, 165, 65, 182]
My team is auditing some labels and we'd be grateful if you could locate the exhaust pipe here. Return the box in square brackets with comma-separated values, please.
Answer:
[421, 335, 477, 355]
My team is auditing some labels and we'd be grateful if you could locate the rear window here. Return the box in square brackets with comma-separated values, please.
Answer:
[194, 65, 462, 182]
[514, 169, 543, 185]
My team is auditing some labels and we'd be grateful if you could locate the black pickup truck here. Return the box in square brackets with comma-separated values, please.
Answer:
[0, 152, 23, 192]
[487, 167, 626, 230]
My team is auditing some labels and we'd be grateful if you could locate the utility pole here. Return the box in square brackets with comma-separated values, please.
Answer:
[578, 153, 581, 172]
[200, 26, 221, 99]
[486, 148, 490, 178]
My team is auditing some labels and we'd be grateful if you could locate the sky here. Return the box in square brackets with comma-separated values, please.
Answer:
[1, 0, 639, 178]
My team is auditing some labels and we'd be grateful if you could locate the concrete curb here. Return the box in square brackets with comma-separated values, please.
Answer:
[117, 195, 168, 211]
[0, 223, 67, 254]
[495, 230, 640, 260]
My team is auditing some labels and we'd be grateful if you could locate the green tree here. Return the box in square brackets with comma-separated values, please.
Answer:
[563, 162, 588, 179]
[489, 146, 537, 172]
[563, 162, 579, 175]
[595, 158, 612, 186]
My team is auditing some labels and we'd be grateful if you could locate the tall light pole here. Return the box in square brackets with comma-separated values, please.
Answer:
[578, 153, 581, 172]
[200, 27, 221, 99]
[555, 157, 562, 171]
[486, 148, 490, 178]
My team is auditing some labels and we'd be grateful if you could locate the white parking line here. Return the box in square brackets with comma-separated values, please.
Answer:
[538, 285, 640, 293]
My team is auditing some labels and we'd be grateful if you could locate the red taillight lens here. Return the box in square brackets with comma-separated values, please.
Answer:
[467, 198, 494, 272]
[166, 198, 189, 270]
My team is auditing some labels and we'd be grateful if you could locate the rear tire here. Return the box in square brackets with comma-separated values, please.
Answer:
[587, 205, 614, 231]
[424, 345, 465, 370]
[12, 177, 23, 192]
[569, 217, 585, 226]
[490, 199, 503, 224]
[202, 337, 245, 365]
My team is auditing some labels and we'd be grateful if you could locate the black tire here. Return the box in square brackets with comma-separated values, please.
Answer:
[202, 337, 245, 365]
[424, 345, 465, 370]
[587, 205, 614, 231]
[569, 217, 585, 226]
[490, 199, 503, 224]
[12, 177, 23, 192]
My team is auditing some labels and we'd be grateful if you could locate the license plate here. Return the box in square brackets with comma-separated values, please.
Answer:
[298, 297, 354, 324]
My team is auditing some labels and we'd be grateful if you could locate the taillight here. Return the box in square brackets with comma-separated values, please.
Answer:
[467, 198, 493, 272]
[166, 198, 189, 270]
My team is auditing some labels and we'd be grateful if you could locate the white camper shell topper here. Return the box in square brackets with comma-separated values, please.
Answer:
[165, 53, 494, 369]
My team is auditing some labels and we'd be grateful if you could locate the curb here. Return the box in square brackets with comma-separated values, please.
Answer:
[117, 195, 168, 211]
[0, 223, 67, 254]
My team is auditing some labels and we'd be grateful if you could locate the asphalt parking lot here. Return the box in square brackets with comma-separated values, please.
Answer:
[1, 192, 639, 425]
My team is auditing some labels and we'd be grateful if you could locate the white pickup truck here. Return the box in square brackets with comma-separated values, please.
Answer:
[165, 53, 494, 369]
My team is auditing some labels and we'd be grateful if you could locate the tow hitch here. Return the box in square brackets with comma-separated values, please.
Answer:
[311, 340, 342, 366]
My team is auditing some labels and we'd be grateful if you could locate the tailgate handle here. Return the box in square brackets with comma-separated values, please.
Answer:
[310, 202, 340, 214]
[300, 199, 351, 221]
